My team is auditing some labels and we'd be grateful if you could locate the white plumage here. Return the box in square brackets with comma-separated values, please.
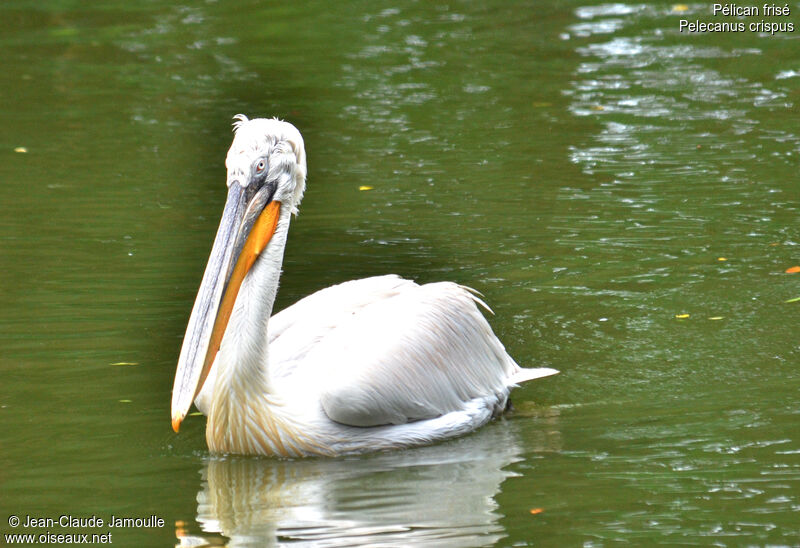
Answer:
[172, 116, 558, 457]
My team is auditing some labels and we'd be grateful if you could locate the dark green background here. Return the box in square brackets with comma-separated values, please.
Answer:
[1, 1, 798, 545]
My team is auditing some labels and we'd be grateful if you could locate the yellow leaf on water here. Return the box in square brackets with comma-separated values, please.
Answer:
[359, 185, 374, 191]
[717, 257, 727, 262]
[785, 266, 800, 274]
[672, 4, 689, 12]
[111, 362, 139, 366]
[14, 147, 27, 153]
[675, 314, 690, 319]
[530, 508, 544, 515]
[119, 399, 132, 403]
[708, 316, 723, 320]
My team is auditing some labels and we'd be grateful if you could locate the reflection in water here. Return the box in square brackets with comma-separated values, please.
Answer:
[177, 420, 559, 547]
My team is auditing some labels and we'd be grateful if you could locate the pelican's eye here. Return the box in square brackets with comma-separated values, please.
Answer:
[256, 159, 267, 173]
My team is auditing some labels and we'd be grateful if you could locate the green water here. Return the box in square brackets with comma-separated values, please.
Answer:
[1, 1, 799, 546]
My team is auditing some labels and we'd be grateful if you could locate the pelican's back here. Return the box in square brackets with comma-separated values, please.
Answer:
[270, 275, 556, 429]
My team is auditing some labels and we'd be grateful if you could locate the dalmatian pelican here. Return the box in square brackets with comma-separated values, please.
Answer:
[170, 115, 558, 457]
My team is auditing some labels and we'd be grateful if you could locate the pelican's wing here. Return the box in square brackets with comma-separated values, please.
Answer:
[268, 275, 418, 379]
[289, 278, 556, 427]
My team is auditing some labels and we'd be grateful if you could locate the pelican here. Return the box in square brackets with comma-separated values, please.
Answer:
[170, 115, 558, 457]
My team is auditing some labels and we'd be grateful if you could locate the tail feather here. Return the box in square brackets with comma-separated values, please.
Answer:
[509, 367, 559, 385]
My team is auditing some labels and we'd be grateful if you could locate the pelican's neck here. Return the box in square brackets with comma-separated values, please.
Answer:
[206, 204, 332, 456]
[219, 204, 293, 393]
[206, 204, 295, 455]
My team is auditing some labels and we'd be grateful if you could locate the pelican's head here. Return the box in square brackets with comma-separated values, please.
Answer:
[226, 115, 307, 213]
[171, 115, 307, 432]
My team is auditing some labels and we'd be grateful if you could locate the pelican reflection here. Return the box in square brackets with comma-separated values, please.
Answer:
[175, 419, 560, 547]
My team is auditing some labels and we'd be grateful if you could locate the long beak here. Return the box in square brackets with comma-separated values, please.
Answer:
[171, 181, 281, 432]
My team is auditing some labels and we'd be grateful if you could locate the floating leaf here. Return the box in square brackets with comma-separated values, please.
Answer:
[675, 314, 690, 319]
[189, 411, 204, 416]
[785, 296, 800, 303]
[672, 4, 689, 12]
[708, 316, 723, 320]
[530, 508, 544, 515]
[14, 147, 27, 153]
[111, 361, 138, 366]
[785, 266, 800, 274]
[119, 399, 132, 403]
[359, 185, 374, 191]
[717, 257, 727, 262]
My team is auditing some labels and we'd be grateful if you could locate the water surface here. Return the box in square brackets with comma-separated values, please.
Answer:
[1, 1, 799, 546]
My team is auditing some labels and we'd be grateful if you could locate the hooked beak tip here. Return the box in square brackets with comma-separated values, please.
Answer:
[172, 414, 183, 433]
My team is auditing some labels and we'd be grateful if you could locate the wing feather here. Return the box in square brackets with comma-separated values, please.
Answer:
[268, 275, 416, 379]
[292, 279, 524, 427]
